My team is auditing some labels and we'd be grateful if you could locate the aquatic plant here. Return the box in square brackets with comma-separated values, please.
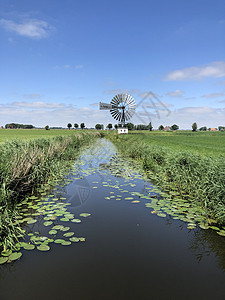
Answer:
[107, 133, 225, 225]
[0, 131, 99, 253]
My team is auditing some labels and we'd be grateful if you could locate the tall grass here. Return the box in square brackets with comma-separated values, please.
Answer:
[0, 131, 99, 250]
[107, 134, 225, 225]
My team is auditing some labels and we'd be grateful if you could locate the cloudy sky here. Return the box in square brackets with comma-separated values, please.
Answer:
[0, 0, 225, 129]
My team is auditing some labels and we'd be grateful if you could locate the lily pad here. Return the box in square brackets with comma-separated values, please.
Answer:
[79, 237, 86, 242]
[60, 218, 70, 222]
[80, 213, 91, 218]
[157, 213, 167, 218]
[70, 237, 80, 242]
[23, 244, 35, 250]
[60, 227, 70, 232]
[1, 249, 12, 257]
[54, 239, 65, 244]
[63, 232, 74, 237]
[37, 244, 50, 251]
[0, 257, 8, 264]
[52, 225, 64, 230]
[27, 219, 37, 224]
[9, 252, 22, 261]
[61, 241, 71, 246]
[49, 230, 57, 235]
[71, 219, 81, 223]
[44, 221, 53, 226]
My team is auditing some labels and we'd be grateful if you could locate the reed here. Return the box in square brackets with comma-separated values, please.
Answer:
[0, 131, 99, 250]
[107, 133, 225, 225]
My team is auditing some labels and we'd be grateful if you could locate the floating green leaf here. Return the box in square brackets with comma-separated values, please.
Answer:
[23, 244, 35, 250]
[44, 221, 53, 226]
[52, 225, 64, 230]
[37, 244, 50, 251]
[71, 219, 81, 223]
[61, 226, 70, 231]
[63, 232, 74, 237]
[49, 230, 57, 235]
[1, 249, 12, 257]
[27, 219, 37, 224]
[54, 239, 65, 244]
[61, 241, 71, 246]
[70, 237, 79, 242]
[60, 218, 70, 222]
[0, 257, 8, 264]
[80, 213, 91, 217]
[9, 252, 22, 261]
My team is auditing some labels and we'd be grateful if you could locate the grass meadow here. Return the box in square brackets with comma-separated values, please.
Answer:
[127, 130, 225, 157]
[0, 128, 90, 143]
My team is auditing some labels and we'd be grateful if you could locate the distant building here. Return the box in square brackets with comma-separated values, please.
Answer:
[118, 127, 128, 134]
[210, 128, 217, 131]
[163, 126, 171, 131]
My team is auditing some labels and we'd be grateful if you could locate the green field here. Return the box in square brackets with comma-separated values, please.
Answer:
[127, 130, 225, 156]
[0, 129, 91, 143]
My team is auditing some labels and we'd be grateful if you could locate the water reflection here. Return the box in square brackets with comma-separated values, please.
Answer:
[189, 227, 225, 271]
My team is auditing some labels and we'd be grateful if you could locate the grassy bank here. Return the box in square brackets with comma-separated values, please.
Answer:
[0, 131, 99, 251]
[107, 132, 225, 226]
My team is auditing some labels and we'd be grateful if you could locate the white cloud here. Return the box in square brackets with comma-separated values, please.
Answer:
[202, 92, 224, 98]
[1, 101, 225, 129]
[0, 102, 116, 128]
[165, 61, 225, 81]
[0, 18, 53, 39]
[133, 106, 225, 129]
[166, 89, 185, 97]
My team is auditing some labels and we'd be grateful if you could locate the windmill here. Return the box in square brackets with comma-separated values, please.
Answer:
[99, 93, 136, 133]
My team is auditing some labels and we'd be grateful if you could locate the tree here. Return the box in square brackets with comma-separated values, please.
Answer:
[199, 126, 207, 131]
[100, 124, 104, 130]
[149, 122, 153, 131]
[107, 123, 113, 130]
[171, 124, 179, 130]
[67, 123, 72, 130]
[95, 124, 102, 130]
[158, 125, 164, 130]
[127, 123, 134, 130]
[74, 123, 78, 129]
[192, 122, 197, 132]
[114, 124, 118, 129]
[80, 123, 85, 129]
[45, 125, 50, 130]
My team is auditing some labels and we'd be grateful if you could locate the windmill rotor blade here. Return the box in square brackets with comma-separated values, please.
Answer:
[110, 93, 136, 123]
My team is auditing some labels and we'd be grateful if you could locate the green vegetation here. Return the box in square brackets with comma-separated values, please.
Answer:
[192, 122, 198, 131]
[5, 123, 34, 129]
[0, 131, 99, 253]
[0, 128, 89, 143]
[107, 131, 225, 226]
[125, 130, 225, 156]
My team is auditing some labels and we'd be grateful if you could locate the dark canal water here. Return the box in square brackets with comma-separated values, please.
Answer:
[0, 139, 225, 300]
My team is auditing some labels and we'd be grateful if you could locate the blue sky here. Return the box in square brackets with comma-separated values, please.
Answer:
[0, 0, 225, 129]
